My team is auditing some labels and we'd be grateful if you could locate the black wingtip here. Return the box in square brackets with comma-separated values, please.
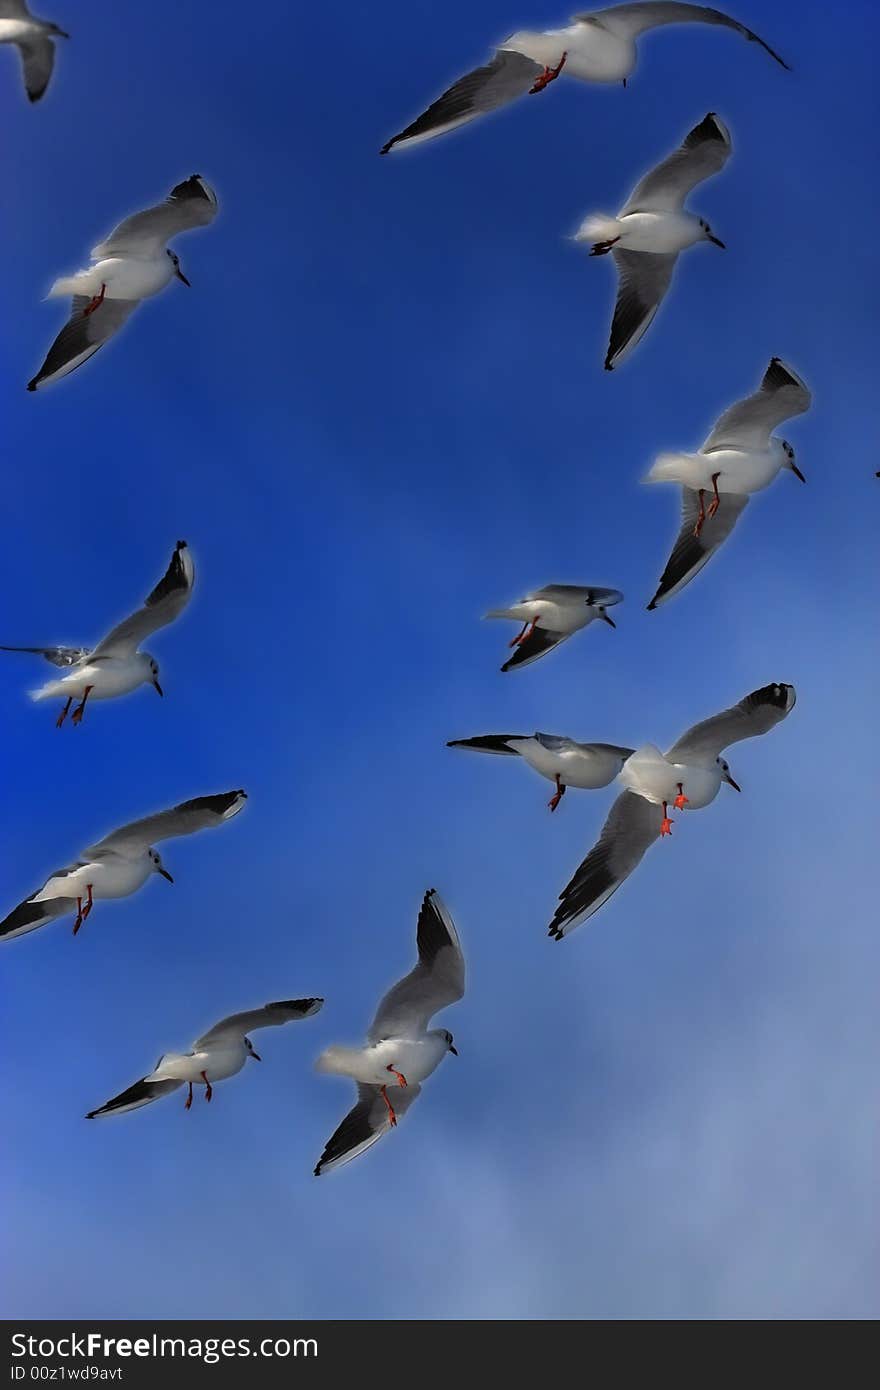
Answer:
[379, 139, 394, 156]
[85, 1112, 96, 1120]
[604, 357, 614, 372]
[313, 1165, 322, 1176]
[26, 379, 38, 392]
[646, 598, 657, 611]
[175, 539, 188, 550]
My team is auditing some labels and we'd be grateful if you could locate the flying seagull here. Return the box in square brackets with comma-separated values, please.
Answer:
[314, 890, 464, 1175]
[447, 733, 634, 811]
[1, 540, 194, 726]
[646, 359, 811, 607]
[575, 112, 731, 369]
[27, 175, 218, 391]
[0, 790, 247, 942]
[380, 4, 787, 154]
[486, 584, 623, 672]
[86, 999, 324, 1118]
[0, 1, 68, 102]
[547, 683, 796, 939]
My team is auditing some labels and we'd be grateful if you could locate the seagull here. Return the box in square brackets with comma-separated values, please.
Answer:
[0, 1, 68, 103]
[447, 733, 634, 812]
[486, 584, 623, 672]
[1, 540, 194, 727]
[0, 790, 247, 942]
[380, 4, 787, 154]
[314, 889, 464, 1175]
[547, 683, 796, 939]
[645, 359, 812, 608]
[86, 999, 324, 1118]
[27, 175, 218, 391]
[574, 112, 731, 370]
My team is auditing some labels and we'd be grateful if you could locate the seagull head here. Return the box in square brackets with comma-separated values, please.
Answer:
[781, 439, 805, 482]
[167, 249, 191, 287]
[442, 1029, 458, 1057]
[245, 1036, 262, 1063]
[717, 757, 741, 793]
[149, 849, 174, 883]
[698, 218, 726, 250]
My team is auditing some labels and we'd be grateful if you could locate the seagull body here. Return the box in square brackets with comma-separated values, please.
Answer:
[28, 175, 218, 392]
[0, 1, 68, 102]
[0, 790, 247, 942]
[486, 583, 623, 672]
[86, 999, 324, 1118]
[380, 4, 787, 154]
[547, 683, 796, 938]
[314, 890, 464, 1175]
[646, 359, 812, 607]
[447, 732, 633, 811]
[577, 112, 731, 370]
[2, 540, 194, 726]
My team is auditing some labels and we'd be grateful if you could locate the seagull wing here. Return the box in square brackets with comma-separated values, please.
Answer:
[0, 645, 89, 667]
[313, 1082, 423, 1175]
[381, 48, 544, 154]
[548, 791, 664, 938]
[368, 891, 464, 1043]
[582, 3, 789, 68]
[667, 683, 797, 760]
[86, 1076, 183, 1119]
[605, 249, 677, 370]
[90, 542, 194, 659]
[84, 790, 247, 858]
[18, 34, 55, 102]
[193, 999, 324, 1048]
[702, 358, 812, 453]
[647, 489, 749, 608]
[92, 176, 218, 259]
[27, 296, 138, 392]
[622, 112, 731, 213]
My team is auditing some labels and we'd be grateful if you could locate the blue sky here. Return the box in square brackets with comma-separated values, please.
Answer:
[1, 0, 877, 1320]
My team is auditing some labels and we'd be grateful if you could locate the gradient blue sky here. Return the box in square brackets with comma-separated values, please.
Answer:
[1, 1, 877, 1321]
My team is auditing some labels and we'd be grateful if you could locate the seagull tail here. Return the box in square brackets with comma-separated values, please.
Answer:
[644, 453, 692, 484]
[314, 1046, 362, 1078]
[573, 213, 622, 245]
[48, 272, 94, 299]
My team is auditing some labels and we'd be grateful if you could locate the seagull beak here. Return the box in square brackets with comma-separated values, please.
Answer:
[175, 267, 191, 287]
[449, 1044, 459, 1056]
[706, 234, 726, 249]
[599, 611, 616, 628]
[152, 679, 164, 696]
[723, 772, 741, 792]
[159, 868, 174, 883]
[249, 1049, 262, 1062]
[791, 463, 806, 483]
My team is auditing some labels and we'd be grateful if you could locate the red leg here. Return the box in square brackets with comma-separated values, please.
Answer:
[589, 236, 621, 257]
[201, 1070, 213, 1102]
[80, 884, 94, 922]
[548, 774, 566, 812]
[660, 801, 674, 837]
[529, 50, 567, 94]
[386, 1065, 408, 1088]
[56, 697, 72, 729]
[380, 1085, 398, 1127]
[82, 283, 107, 317]
[706, 472, 722, 519]
[693, 489, 707, 538]
[673, 782, 689, 811]
[509, 616, 539, 648]
[184, 1082, 193, 1111]
[71, 685, 93, 726]
[72, 897, 84, 935]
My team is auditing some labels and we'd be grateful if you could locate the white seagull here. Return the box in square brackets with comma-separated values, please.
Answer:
[447, 732, 634, 811]
[646, 359, 812, 607]
[575, 112, 731, 369]
[0, 790, 247, 942]
[547, 683, 796, 939]
[86, 999, 324, 1118]
[27, 175, 218, 391]
[380, 4, 787, 154]
[1, 540, 194, 727]
[314, 889, 464, 1175]
[486, 584, 623, 672]
[0, 1, 68, 102]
